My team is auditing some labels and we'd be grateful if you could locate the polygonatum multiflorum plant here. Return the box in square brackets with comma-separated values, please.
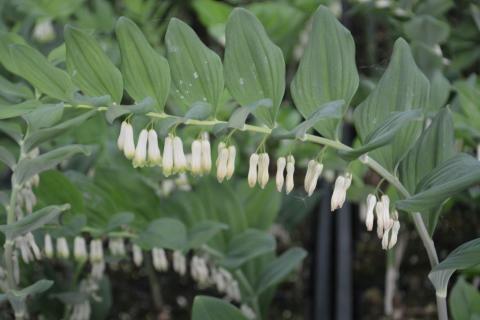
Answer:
[0, 4, 480, 320]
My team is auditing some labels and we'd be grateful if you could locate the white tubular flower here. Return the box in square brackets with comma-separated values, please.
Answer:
[258, 153, 270, 189]
[133, 129, 148, 168]
[388, 220, 401, 249]
[74, 236, 88, 262]
[304, 160, 316, 193]
[26, 232, 41, 260]
[173, 136, 188, 172]
[200, 136, 212, 173]
[375, 201, 385, 238]
[226, 145, 236, 180]
[381, 226, 391, 250]
[90, 239, 104, 263]
[116, 238, 125, 256]
[44, 234, 54, 258]
[162, 135, 174, 176]
[147, 129, 162, 166]
[91, 260, 105, 280]
[191, 139, 202, 175]
[248, 153, 259, 188]
[123, 123, 135, 159]
[117, 121, 127, 151]
[173, 250, 186, 276]
[285, 155, 295, 194]
[380, 195, 393, 230]
[32, 174, 40, 188]
[365, 194, 377, 231]
[152, 248, 169, 272]
[191, 256, 209, 284]
[16, 236, 33, 263]
[331, 176, 346, 210]
[308, 162, 324, 197]
[216, 145, 229, 183]
[132, 244, 143, 267]
[241, 304, 256, 320]
[276, 157, 286, 192]
[33, 19, 55, 43]
[56, 237, 69, 259]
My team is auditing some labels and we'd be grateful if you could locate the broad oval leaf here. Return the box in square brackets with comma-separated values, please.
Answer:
[22, 103, 65, 130]
[404, 15, 450, 46]
[396, 153, 480, 212]
[0, 31, 27, 73]
[0, 146, 15, 169]
[166, 18, 224, 116]
[291, 6, 359, 139]
[135, 218, 188, 250]
[354, 38, 430, 172]
[9, 44, 74, 101]
[449, 277, 480, 320]
[224, 8, 285, 128]
[65, 25, 123, 103]
[0, 100, 41, 120]
[187, 221, 228, 249]
[192, 296, 247, 320]
[116, 17, 170, 111]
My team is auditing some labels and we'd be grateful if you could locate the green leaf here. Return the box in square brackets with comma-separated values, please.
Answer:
[14, 145, 92, 185]
[9, 44, 74, 101]
[23, 109, 97, 151]
[0, 121, 23, 143]
[354, 38, 430, 172]
[188, 221, 228, 249]
[291, 6, 358, 139]
[399, 108, 455, 234]
[224, 8, 285, 128]
[228, 98, 272, 130]
[429, 238, 480, 298]
[65, 25, 123, 103]
[105, 212, 134, 232]
[0, 204, 69, 238]
[340, 110, 422, 161]
[116, 17, 170, 111]
[255, 247, 306, 294]
[449, 277, 480, 320]
[192, 296, 248, 320]
[0, 31, 27, 74]
[396, 153, 480, 212]
[428, 71, 451, 112]
[0, 100, 41, 120]
[0, 146, 16, 169]
[22, 103, 64, 130]
[404, 15, 450, 45]
[135, 218, 188, 250]
[220, 229, 276, 269]
[292, 100, 344, 139]
[105, 97, 154, 124]
[165, 18, 224, 114]
[454, 81, 480, 133]
[0, 75, 34, 102]
[7, 279, 53, 313]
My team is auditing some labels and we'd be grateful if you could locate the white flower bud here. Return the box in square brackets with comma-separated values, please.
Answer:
[44, 234, 54, 258]
[173, 250, 186, 276]
[276, 157, 286, 192]
[74, 236, 88, 262]
[241, 304, 256, 320]
[375, 201, 385, 238]
[173, 136, 187, 172]
[117, 121, 127, 151]
[248, 153, 259, 188]
[388, 220, 401, 249]
[123, 123, 135, 159]
[226, 146, 236, 180]
[258, 153, 270, 189]
[201, 137, 212, 173]
[162, 136, 174, 176]
[381, 195, 393, 230]
[56, 237, 69, 259]
[152, 248, 169, 272]
[147, 129, 162, 166]
[26, 232, 41, 260]
[216, 146, 229, 182]
[132, 244, 143, 267]
[191, 256, 209, 284]
[191, 139, 202, 175]
[308, 162, 323, 196]
[382, 226, 391, 250]
[366, 194, 377, 231]
[16, 236, 33, 263]
[304, 160, 316, 192]
[133, 129, 148, 168]
[285, 156, 295, 194]
[33, 19, 55, 43]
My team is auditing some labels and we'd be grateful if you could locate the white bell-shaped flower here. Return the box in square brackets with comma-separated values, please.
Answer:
[191, 139, 202, 175]
[381, 195, 393, 230]
[200, 136, 212, 173]
[258, 153, 270, 189]
[152, 248, 169, 272]
[147, 129, 162, 166]
[132, 244, 143, 267]
[216, 144, 229, 182]
[89, 239, 104, 263]
[56, 237, 69, 259]
[248, 153, 259, 188]
[375, 201, 385, 238]
[173, 250, 186, 276]
[123, 123, 135, 159]
[133, 129, 148, 168]
[308, 162, 323, 196]
[173, 136, 187, 172]
[285, 155, 295, 194]
[162, 135, 174, 176]
[26, 232, 41, 260]
[304, 160, 316, 193]
[365, 194, 377, 231]
[382, 226, 391, 250]
[226, 146, 236, 180]
[74, 236, 88, 262]
[44, 233, 54, 258]
[241, 304, 256, 320]
[388, 220, 401, 249]
[117, 121, 127, 151]
[276, 157, 286, 192]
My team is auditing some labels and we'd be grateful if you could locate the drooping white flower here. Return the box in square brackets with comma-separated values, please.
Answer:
[226, 145, 236, 180]
[89, 239, 104, 263]
[44, 233, 54, 258]
[109, 238, 125, 256]
[304, 160, 316, 193]
[216, 144, 229, 182]
[276, 157, 286, 192]
[123, 123, 135, 159]
[201, 135, 212, 173]
[91, 260, 105, 280]
[191, 139, 202, 175]
[26, 232, 41, 260]
[173, 136, 188, 172]
[162, 135, 174, 176]
[71, 300, 91, 320]
[382, 226, 391, 250]
[365, 194, 377, 231]
[388, 220, 401, 249]
[74, 236, 88, 262]
[248, 153, 259, 188]
[381, 195, 393, 230]
[117, 121, 127, 151]
[152, 248, 169, 272]
[132, 244, 143, 267]
[190, 256, 209, 284]
[133, 129, 148, 168]
[285, 155, 295, 194]
[56, 237, 69, 259]
[16, 236, 33, 263]
[241, 304, 256, 320]
[33, 19, 55, 43]
[173, 250, 187, 276]
[147, 129, 162, 166]
[330, 172, 351, 211]
[375, 201, 385, 238]
[258, 153, 270, 189]
[308, 162, 323, 196]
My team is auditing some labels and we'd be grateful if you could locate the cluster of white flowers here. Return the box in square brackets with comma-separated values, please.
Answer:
[108, 238, 126, 256]
[276, 155, 295, 194]
[210, 267, 241, 301]
[152, 247, 169, 272]
[14, 232, 41, 264]
[14, 148, 40, 220]
[191, 134, 212, 176]
[190, 255, 209, 285]
[216, 142, 236, 182]
[247, 153, 270, 188]
[364, 194, 401, 249]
